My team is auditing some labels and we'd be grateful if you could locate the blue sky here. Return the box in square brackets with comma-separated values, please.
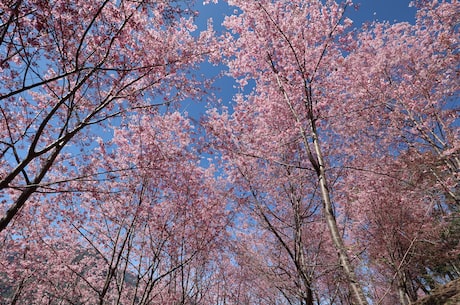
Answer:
[346, 1, 416, 24]
[196, 1, 417, 27]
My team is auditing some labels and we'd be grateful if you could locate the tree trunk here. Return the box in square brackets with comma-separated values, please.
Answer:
[310, 122, 369, 305]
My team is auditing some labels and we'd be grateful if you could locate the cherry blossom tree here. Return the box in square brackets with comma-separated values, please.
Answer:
[203, 133, 354, 304]
[333, 1, 459, 303]
[1, 0, 458, 303]
[0, 110, 230, 304]
[0, 1, 232, 304]
[207, 0, 369, 304]
[339, 153, 454, 304]
[0, 0, 214, 232]
[206, 0, 458, 304]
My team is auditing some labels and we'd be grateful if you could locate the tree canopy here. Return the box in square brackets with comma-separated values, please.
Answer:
[0, 0, 458, 304]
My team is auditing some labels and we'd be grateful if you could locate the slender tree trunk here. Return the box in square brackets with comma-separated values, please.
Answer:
[398, 286, 411, 305]
[396, 270, 411, 305]
[294, 199, 314, 305]
[268, 49, 368, 305]
[310, 122, 369, 305]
